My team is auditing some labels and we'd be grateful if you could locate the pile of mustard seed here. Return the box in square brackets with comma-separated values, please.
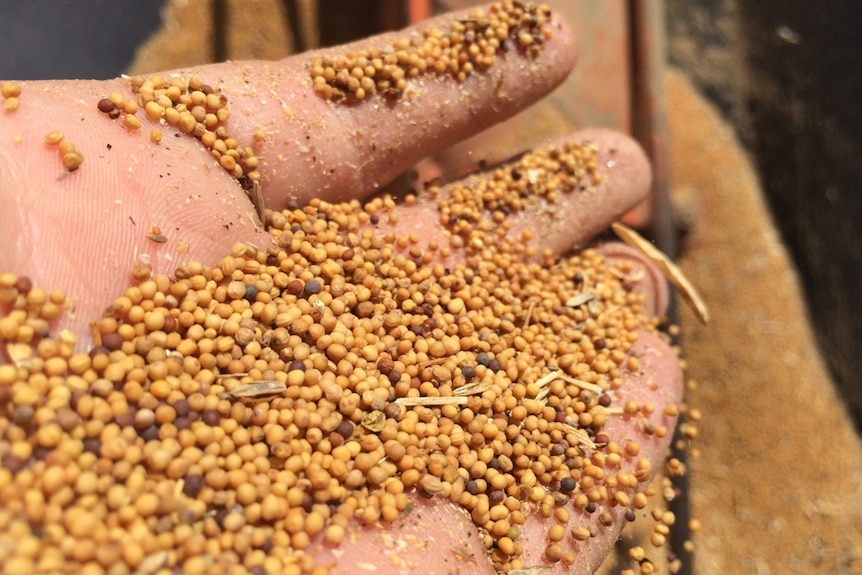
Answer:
[0, 137, 675, 574]
[311, 1, 553, 102]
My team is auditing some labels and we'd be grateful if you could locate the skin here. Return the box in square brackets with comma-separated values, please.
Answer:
[0, 5, 683, 574]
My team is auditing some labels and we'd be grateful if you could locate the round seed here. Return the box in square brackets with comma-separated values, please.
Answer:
[2, 81, 22, 98]
[44, 131, 65, 145]
[62, 152, 84, 172]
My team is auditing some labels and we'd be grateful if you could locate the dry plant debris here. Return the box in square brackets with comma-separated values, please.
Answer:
[611, 222, 709, 325]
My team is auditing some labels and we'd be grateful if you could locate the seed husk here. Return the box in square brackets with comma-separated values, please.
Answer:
[395, 396, 469, 407]
[250, 179, 266, 223]
[228, 380, 287, 399]
[565, 291, 596, 308]
[510, 567, 552, 575]
[611, 221, 709, 324]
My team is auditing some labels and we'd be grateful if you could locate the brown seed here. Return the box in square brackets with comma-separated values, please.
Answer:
[97, 98, 116, 114]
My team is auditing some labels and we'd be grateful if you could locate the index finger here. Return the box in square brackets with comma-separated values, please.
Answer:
[176, 1, 577, 208]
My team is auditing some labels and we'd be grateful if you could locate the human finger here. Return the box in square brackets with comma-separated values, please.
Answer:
[370, 127, 652, 266]
[182, 1, 578, 209]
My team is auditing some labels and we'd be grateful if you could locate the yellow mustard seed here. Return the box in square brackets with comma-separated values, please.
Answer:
[572, 526, 592, 541]
[122, 115, 142, 130]
[547, 523, 565, 542]
[144, 101, 163, 121]
[58, 139, 75, 155]
[2, 80, 22, 98]
[62, 152, 84, 172]
[44, 131, 64, 146]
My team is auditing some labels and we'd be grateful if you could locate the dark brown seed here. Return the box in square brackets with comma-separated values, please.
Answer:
[461, 365, 476, 381]
[335, 420, 354, 439]
[12, 405, 34, 426]
[559, 476, 576, 493]
[201, 409, 220, 426]
[82, 438, 101, 455]
[286, 280, 304, 296]
[303, 279, 321, 296]
[15, 275, 32, 293]
[174, 399, 190, 417]
[383, 403, 402, 420]
[2, 454, 28, 473]
[101, 333, 123, 352]
[97, 98, 117, 114]
[183, 474, 204, 496]
[288, 360, 305, 372]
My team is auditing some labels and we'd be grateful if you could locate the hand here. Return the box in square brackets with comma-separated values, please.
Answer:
[0, 3, 683, 574]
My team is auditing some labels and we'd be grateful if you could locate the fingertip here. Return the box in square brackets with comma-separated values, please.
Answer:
[377, 128, 656, 268]
[501, 128, 653, 256]
[596, 242, 671, 318]
[547, 4, 579, 79]
[577, 127, 653, 211]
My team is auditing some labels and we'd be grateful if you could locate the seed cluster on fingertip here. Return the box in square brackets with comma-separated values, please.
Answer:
[2, 81, 22, 112]
[95, 75, 262, 192]
[310, 1, 554, 103]
[1, 141, 681, 572]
